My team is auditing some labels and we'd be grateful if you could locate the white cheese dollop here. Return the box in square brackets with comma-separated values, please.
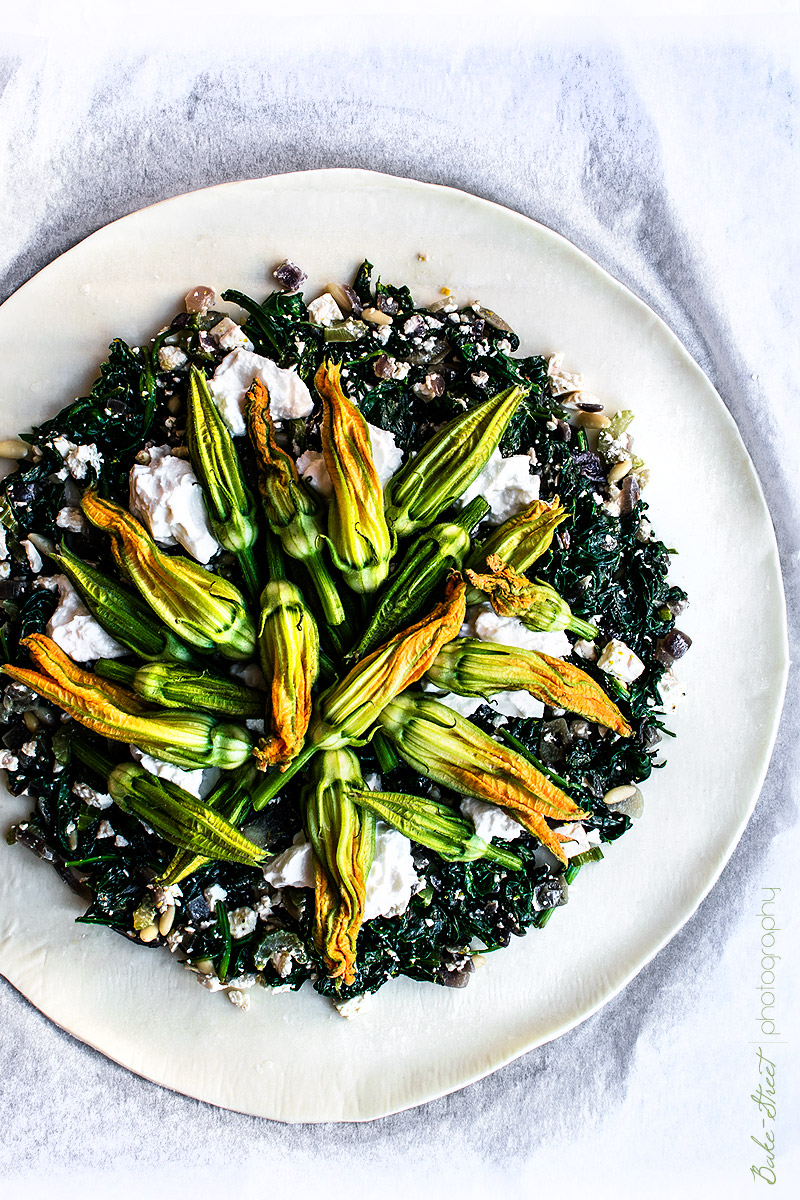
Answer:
[363, 822, 420, 920]
[295, 422, 404, 496]
[51, 437, 103, 480]
[46, 575, 127, 662]
[334, 993, 373, 1019]
[129, 746, 219, 800]
[456, 448, 540, 525]
[432, 687, 543, 722]
[129, 446, 219, 564]
[208, 349, 314, 435]
[597, 638, 645, 684]
[460, 796, 525, 842]
[262, 824, 420, 921]
[462, 603, 572, 658]
[554, 822, 602, 859]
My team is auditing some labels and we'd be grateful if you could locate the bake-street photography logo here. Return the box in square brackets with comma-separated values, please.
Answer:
[749, 887, 781, 1186]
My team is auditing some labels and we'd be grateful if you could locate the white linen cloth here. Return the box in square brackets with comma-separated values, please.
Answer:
[0, 8, 797, 1197]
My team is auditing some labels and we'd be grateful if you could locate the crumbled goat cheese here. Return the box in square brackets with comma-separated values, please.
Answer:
[148, 882, 183, 912]
[228, 907, 258, 939]
[0, 563, 9, 580]
[307, 293, 344, 327]
[227, 989, 251, 1011]
[380, 357, 411, 381]
[158, 344, 188, 371]
[56, 506, 86, 533]
[196, 972, 228, 992]
[129, 445, 220, 563]
[227, 973, 257, 989]
[363, 822, 420, 920]
[295, 449, 333, 499]
[490, 689, 545, 720]
[229, 661, 267, 690]
[455, 448, 540, 525]
[20, 741, 37, 757]
[460, 796, 525, 842]
[47, 575, 127, 662]
[114, 834, 129, 847]
[364, 772, 382, 791]
[374, 324, 391, 345]
[72, 781, 113, 809]
[572, 638, 597, 662]
[96, 820, 115, 839]
[547, 353, 583, 396]
[209, 349, 314, 435]
[210, 317, 253, 352]
[203, 883, 228, 911]
[253, 891, 273, 920]
[129, 746, 219, 800]
[434, 691, 484, 719]
[470, 370, 490, 387]
[334, 993, 373, 1019]
[295, 422, 403, 496]
[0, 527, 8, 561]
[658, 668, 686, 711]
[0, 750, 19, 771]
[555, 822, 602, 859]
[597, 638, 645, 684]
[462, 603, 572, 658]
[262, 837, 315, 889]
[263, 825, 420, 921]
[21, 539, 43, 573]
[51, 437, 103, 480]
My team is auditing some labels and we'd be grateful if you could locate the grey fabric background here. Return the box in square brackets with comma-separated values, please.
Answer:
[1, 9, 797, 1197]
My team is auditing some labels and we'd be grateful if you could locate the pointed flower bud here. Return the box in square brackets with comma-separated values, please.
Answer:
[314, 361, 393, 594]
[349, 495, 489, 661]
[384, 385, 527, 538]
[159, 763, 261, 887]
[465, 497, 567, 603]
[350, 787, 522, 870]
[108, 764, 266, 866]
[303, 748, 376, 986]
[80, 491, 256, 660]
[3, 634, 253, 770]
[427, 637, 632, 736]
[255, 579, 319, 768]
[186, 367, 260, 596]
[130, 661, 264, 718]
[50, 544, 195, 663]
[376, 691, 587, 864]
[246, 378, 345, 628]
[466, 556, 598, 640]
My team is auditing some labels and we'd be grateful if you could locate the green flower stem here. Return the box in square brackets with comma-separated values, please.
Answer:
[216, 900, 232, 982]
[94, 659, 138, 687]
[496, 727, 574, 793]
[251, 743, 317, 811]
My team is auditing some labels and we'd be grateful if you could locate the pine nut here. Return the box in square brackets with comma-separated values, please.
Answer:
[66, 828, 78, 851]
[361, 307, 392, 326]
[577, 411, 611, 429]
[139, 924, 160, 943]
[159, 905, 176, 936]
[603, 785, 638, 805]
[23, 710, 40, 733]
[167, 396, 182, 414]
[325, 283, 354, 313]
[194, 957, 214, 974]
[0, 438, 32, 460]
[607, 459, 633, 483]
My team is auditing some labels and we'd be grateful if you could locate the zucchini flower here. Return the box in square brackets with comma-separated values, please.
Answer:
[246, 379, 346, 629]
[80, 491, 256, 661]
[350, 787, 522, 870]
[96, 660, 264, 719]
[376, 692, 587, 864]
[315, 361, 393, 594]
[251, 576, 466, 809]
[427, 637, 632, 736]
[384, 385, 527, 538]
[466, 556, 598, 640]
[50, 544, 195, 663]
[186, 366, 260, 598]
[255, 579, 319, 769]
[3, 634, 253, 770]
[159, 763, 261, 887]
[349, 495, 489, 661]
[303, 748, 376, 986]
[465, 497, 567, 603]
[108, 764, 266, 867]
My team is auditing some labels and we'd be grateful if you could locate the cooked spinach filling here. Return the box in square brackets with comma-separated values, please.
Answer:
[0, 262, 687, 1006]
